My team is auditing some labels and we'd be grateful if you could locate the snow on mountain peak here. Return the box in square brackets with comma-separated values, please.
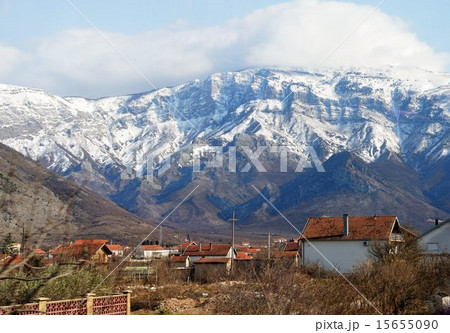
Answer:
[0, 67, 448, 179]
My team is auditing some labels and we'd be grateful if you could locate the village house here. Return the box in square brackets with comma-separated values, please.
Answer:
[234, 245, 259, 258]
[169, 255, 190, 268]
[272, 250, 300, 267]
[139, 245, 175, 259]
[245, 247, 261, 256]
[31, 248, 46, 257]
[283, 240, 300, 252]
[168, 255, 193, 281]
[194, 258, 231, 282]
[53, 239, 112, 263]
[106, 244, 124, 257]
[47, 247, 58, 259]
[419, 219, 450, 255]
[0, 254, 22, 266]
[300, 214, 410, 273]
[6, 242, 21, 255]
[182, 243, 236, 265]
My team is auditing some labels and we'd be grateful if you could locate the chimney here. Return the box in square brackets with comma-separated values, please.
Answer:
[199, 243, 201, 252]
[209, 243, 212, 251]
[343, 214, 349, 237]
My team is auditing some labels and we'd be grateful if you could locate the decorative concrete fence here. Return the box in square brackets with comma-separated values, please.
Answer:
[0, 291, 131, 315]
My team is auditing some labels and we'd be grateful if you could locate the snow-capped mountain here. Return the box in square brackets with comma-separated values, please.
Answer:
[0, 67, 449, 232]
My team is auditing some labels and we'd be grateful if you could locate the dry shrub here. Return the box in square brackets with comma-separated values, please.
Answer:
[131, 285, 181, 312]
[214, 261, 318, 315]
[213, 240, 450, 315]
[349, 240, 450, 315]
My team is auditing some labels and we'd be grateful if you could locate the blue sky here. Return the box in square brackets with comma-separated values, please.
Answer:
[0, 0, 449, 97]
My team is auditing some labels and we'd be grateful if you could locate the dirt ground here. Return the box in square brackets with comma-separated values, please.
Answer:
[130, 281, 245, 315]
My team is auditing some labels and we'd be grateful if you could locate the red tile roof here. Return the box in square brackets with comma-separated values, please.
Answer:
[301, 216, 399, 241]
[32, 248, 46, 255]
[184, 244, 232, 256]
[141, 245, 164, 251]
[106, 244, 124, 251]
[272, 251, 298, 258]
[235, 252, 252, 260]
[194, 258, 230, 264]
[53, 240, 112, 258]
[1, 255, 22, 266]
[41, 258, 54, 265]
[284, 241, 299, 252]
[170, 255, 188, 262]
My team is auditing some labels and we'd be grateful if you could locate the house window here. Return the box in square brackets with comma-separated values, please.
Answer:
[426, 243, 439, 252]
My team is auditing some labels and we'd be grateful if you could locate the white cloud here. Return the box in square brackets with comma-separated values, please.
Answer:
[0, 44, 27, 77]
[1, 0, 449, 97]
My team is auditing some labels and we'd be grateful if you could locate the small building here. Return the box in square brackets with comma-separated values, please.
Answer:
[300, 214, 409, 273]
[272, 251, 300, 267]
[140, 245, 172, 259]
[7, 243, 21, 255]
[183, 243, 236, 265]
[106, 244, 124, 257]
[53, 239, 112, 263]
[194, 258, 231, 282]
[169, 255, 190, 269]
[0, 255, 22, 266]
[31, 248, 46, 257]
[283, 241, 299, 252]
[122, 266, 154, 282]
[419, 219, 449, 255]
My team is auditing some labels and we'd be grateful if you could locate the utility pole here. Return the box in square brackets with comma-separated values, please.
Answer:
[267, 233, 271, 260]
[229, 211, 238, 253]
[159, 225, 163, 246]
[21, 221, 26, 255]
[228, 211, 238, 274]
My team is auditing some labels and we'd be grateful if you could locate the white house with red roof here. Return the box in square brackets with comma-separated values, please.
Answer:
[139, 245, 178, 259]
[300, 214, 410, 273]
[182, 243, 236, 264]
[419, 219, 450, 255]
[169, 255, 190, 268]
[106, 244, 124, 256]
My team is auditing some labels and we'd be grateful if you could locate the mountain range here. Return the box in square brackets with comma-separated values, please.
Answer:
[0, 67, 448, 238]
[0, 142, 179, 244]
